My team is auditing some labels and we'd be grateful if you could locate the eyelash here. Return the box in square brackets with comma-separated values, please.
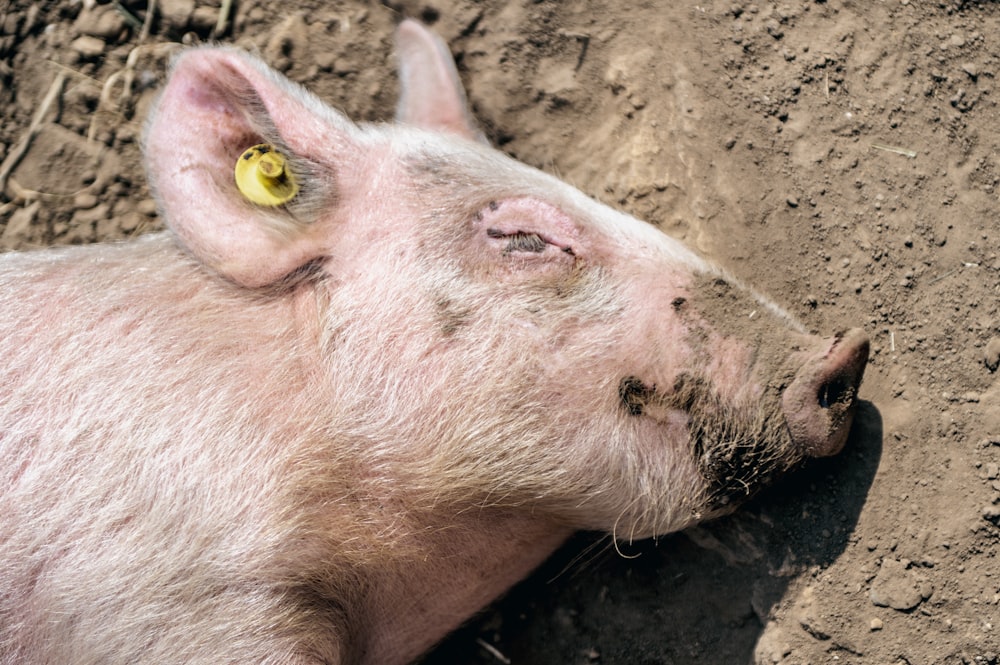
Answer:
[486, 228, 576, 257]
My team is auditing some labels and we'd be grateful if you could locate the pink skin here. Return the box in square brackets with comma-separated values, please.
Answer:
[361, 517, 573, 664]
[0, 20, 869, 665]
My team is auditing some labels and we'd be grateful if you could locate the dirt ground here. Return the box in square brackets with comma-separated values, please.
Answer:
[2, 0, 999, 663]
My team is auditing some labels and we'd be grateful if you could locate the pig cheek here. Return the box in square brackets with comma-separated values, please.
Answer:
[616, 410, 713, 534]
[662, 292, 760, 404]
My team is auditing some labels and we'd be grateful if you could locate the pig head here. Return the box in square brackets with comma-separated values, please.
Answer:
[0, 19, 869, 665]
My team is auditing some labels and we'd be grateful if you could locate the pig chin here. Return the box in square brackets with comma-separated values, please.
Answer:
[684, 376, 800, 512]
[614, 369, 800, 532]
[667, 371, 802, 513]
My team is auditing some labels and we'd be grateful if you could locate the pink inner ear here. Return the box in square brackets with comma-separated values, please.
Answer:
[144, 49, 338, 288]
[474, 198, 581, 252]
[182, 76, 239, 117]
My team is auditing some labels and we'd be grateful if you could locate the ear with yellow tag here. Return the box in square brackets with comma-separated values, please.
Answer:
[144, 47, 357, 288]
[234, 144, 299, 207]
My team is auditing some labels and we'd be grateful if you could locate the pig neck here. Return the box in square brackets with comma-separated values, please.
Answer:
[355, 510, 572, 665]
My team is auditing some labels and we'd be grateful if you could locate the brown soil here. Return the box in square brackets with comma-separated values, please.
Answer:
[2, 1, 999, 663]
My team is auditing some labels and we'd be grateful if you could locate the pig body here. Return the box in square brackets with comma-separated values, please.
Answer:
[0, 233, 570, 664]
[0, 21, 869, 665]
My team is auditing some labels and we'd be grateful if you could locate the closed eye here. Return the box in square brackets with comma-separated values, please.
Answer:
[500, 231, 546, 254]
[486, 227, 576, 257]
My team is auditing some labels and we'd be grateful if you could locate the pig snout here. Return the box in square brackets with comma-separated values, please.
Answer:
[782, 327, 870, 458]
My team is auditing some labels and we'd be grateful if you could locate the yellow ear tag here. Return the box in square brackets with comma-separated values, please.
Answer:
[234, 144, 299, 206]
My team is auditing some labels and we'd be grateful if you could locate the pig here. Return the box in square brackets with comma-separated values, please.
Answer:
[0, 19, 869, 665]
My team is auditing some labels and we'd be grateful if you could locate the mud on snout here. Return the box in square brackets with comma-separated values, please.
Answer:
[619, 327, 869, 511]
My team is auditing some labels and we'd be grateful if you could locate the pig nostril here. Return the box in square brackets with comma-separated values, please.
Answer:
[785, 329, 869, 458]
[818, 375, 853, 409]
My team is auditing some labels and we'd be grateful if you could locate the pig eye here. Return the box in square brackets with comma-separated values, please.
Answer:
[485, 227, 576, 257]
[474, 198, 580, 271]
[488, 228, 545, 255]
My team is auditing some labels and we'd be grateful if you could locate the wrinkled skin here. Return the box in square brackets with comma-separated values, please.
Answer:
[0, 20, 869, 665]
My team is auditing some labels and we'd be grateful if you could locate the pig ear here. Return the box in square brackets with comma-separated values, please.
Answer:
[394, 19, 488, 144]
[144, 47, 355, 288]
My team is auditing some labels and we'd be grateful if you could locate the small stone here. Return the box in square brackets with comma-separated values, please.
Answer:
[869, 558, 929, 611]
[74, 5, 128, 41]
[315, 51, 337, 71]
[786, 196, 799, 208]
[190, 6, 220, 33]
[70, 35, 106, 59]
[265, 13, 309, 65]
[71, 202, 112, 228]
[3, 13, 20, 36]
[870, 618, 883, 631]
[962, 62, 979, 78]
[137, 199, 159, 216]
[983, 337, 1000, 372]
[119, 212, 144, 233]
[73, 192, 99, 210]
[1, 201, 41, 248]
[96, 214, 125, 240]
[160, 0, 196, 29]
[23, 4, 41, 35]
[984, 462, 999, 480]
[333, 57, 358, 75]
